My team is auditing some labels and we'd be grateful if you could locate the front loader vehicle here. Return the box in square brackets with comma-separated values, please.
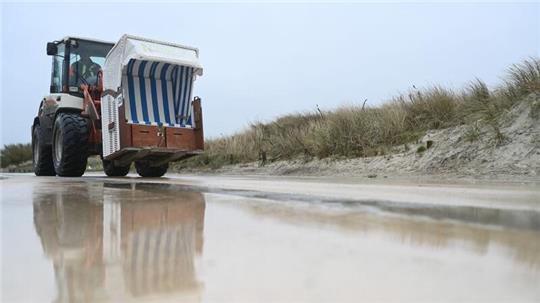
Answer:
[32, 37, 114, 177]
[32, 35, 204, 177]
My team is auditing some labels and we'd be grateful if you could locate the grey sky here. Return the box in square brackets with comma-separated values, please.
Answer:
[1, 2, 538, 145]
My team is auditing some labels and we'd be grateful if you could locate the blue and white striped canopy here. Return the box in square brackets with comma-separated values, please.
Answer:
[123, 59, 194, 127]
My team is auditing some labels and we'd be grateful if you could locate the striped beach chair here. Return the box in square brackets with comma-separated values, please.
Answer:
[123, 59, 195, 128]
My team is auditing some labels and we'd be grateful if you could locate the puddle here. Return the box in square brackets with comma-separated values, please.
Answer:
[1, 177, 539, 302]
[104, 179, 540, 231]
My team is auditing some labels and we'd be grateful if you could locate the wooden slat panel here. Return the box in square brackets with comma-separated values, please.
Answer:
[192, 98, 204, 150]
[165, 128, 196, 149]
[119, 105, 132, 148]
[131, 125, 163, 147]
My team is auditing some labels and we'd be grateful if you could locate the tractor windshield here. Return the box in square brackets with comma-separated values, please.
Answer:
[68, 39, 113, 90]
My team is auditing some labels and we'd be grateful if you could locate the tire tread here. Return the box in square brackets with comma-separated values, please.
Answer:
[32, 125, 55, 176]
[53, 113, 89, 177]
[135, 161, 168, 177]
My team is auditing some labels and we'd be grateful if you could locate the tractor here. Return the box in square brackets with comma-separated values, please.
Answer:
[31, 35, 204, 177]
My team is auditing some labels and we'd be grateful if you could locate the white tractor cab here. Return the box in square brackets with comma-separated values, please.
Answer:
[32, 35, 204, 177]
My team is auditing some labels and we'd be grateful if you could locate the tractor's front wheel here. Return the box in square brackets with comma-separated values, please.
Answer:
[103, 159, 130, 177]
[52, 113, 89, 177]
[32, 124, 55, 176]
[135, 161, 168, 178]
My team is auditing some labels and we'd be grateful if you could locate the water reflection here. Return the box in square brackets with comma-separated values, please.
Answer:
[221, 196, 540, 269]
[32, 182, 205, 303]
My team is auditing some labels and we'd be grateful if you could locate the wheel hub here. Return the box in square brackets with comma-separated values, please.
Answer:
[33, 140, 39, 164]
[54, 130, 63, 162]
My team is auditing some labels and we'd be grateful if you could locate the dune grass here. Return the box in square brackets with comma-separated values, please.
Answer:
[174, 57, 540, 170]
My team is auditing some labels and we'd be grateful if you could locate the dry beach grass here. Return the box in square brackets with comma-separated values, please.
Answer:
[174, 58, 540, 172]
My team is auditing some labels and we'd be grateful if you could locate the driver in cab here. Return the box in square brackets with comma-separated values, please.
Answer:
[69, 51, 101, 87]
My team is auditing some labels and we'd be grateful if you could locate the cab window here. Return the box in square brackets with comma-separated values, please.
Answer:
[68, 40, 110, 89]
[50, 43, 65, 93]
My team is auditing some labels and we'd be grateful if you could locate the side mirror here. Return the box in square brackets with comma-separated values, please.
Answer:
[46, 42, 57, 56]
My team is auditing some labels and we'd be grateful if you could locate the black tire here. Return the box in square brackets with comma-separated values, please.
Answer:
[103, 159, 130, 177]
[135, 161, 168, 178]
[52, 113, 89, 177]
[32, 124, 55, 176]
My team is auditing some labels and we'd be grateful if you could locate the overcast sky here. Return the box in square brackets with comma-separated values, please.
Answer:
[1, 2, 538, 145]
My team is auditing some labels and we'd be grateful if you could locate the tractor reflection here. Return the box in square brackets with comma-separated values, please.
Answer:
[32, 182, 205, 303]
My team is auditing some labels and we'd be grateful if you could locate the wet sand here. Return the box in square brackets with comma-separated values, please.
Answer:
[1, 174, 539, 302]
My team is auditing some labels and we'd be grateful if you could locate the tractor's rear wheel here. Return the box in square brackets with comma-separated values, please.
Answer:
[52, 113, 89, 177]
[135, 161, 168, 178]
[103, 159, 130, 177]
[32, 124, 55, 176]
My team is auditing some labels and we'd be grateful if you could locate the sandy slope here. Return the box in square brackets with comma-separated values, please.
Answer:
[198, 95, 540, 181]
